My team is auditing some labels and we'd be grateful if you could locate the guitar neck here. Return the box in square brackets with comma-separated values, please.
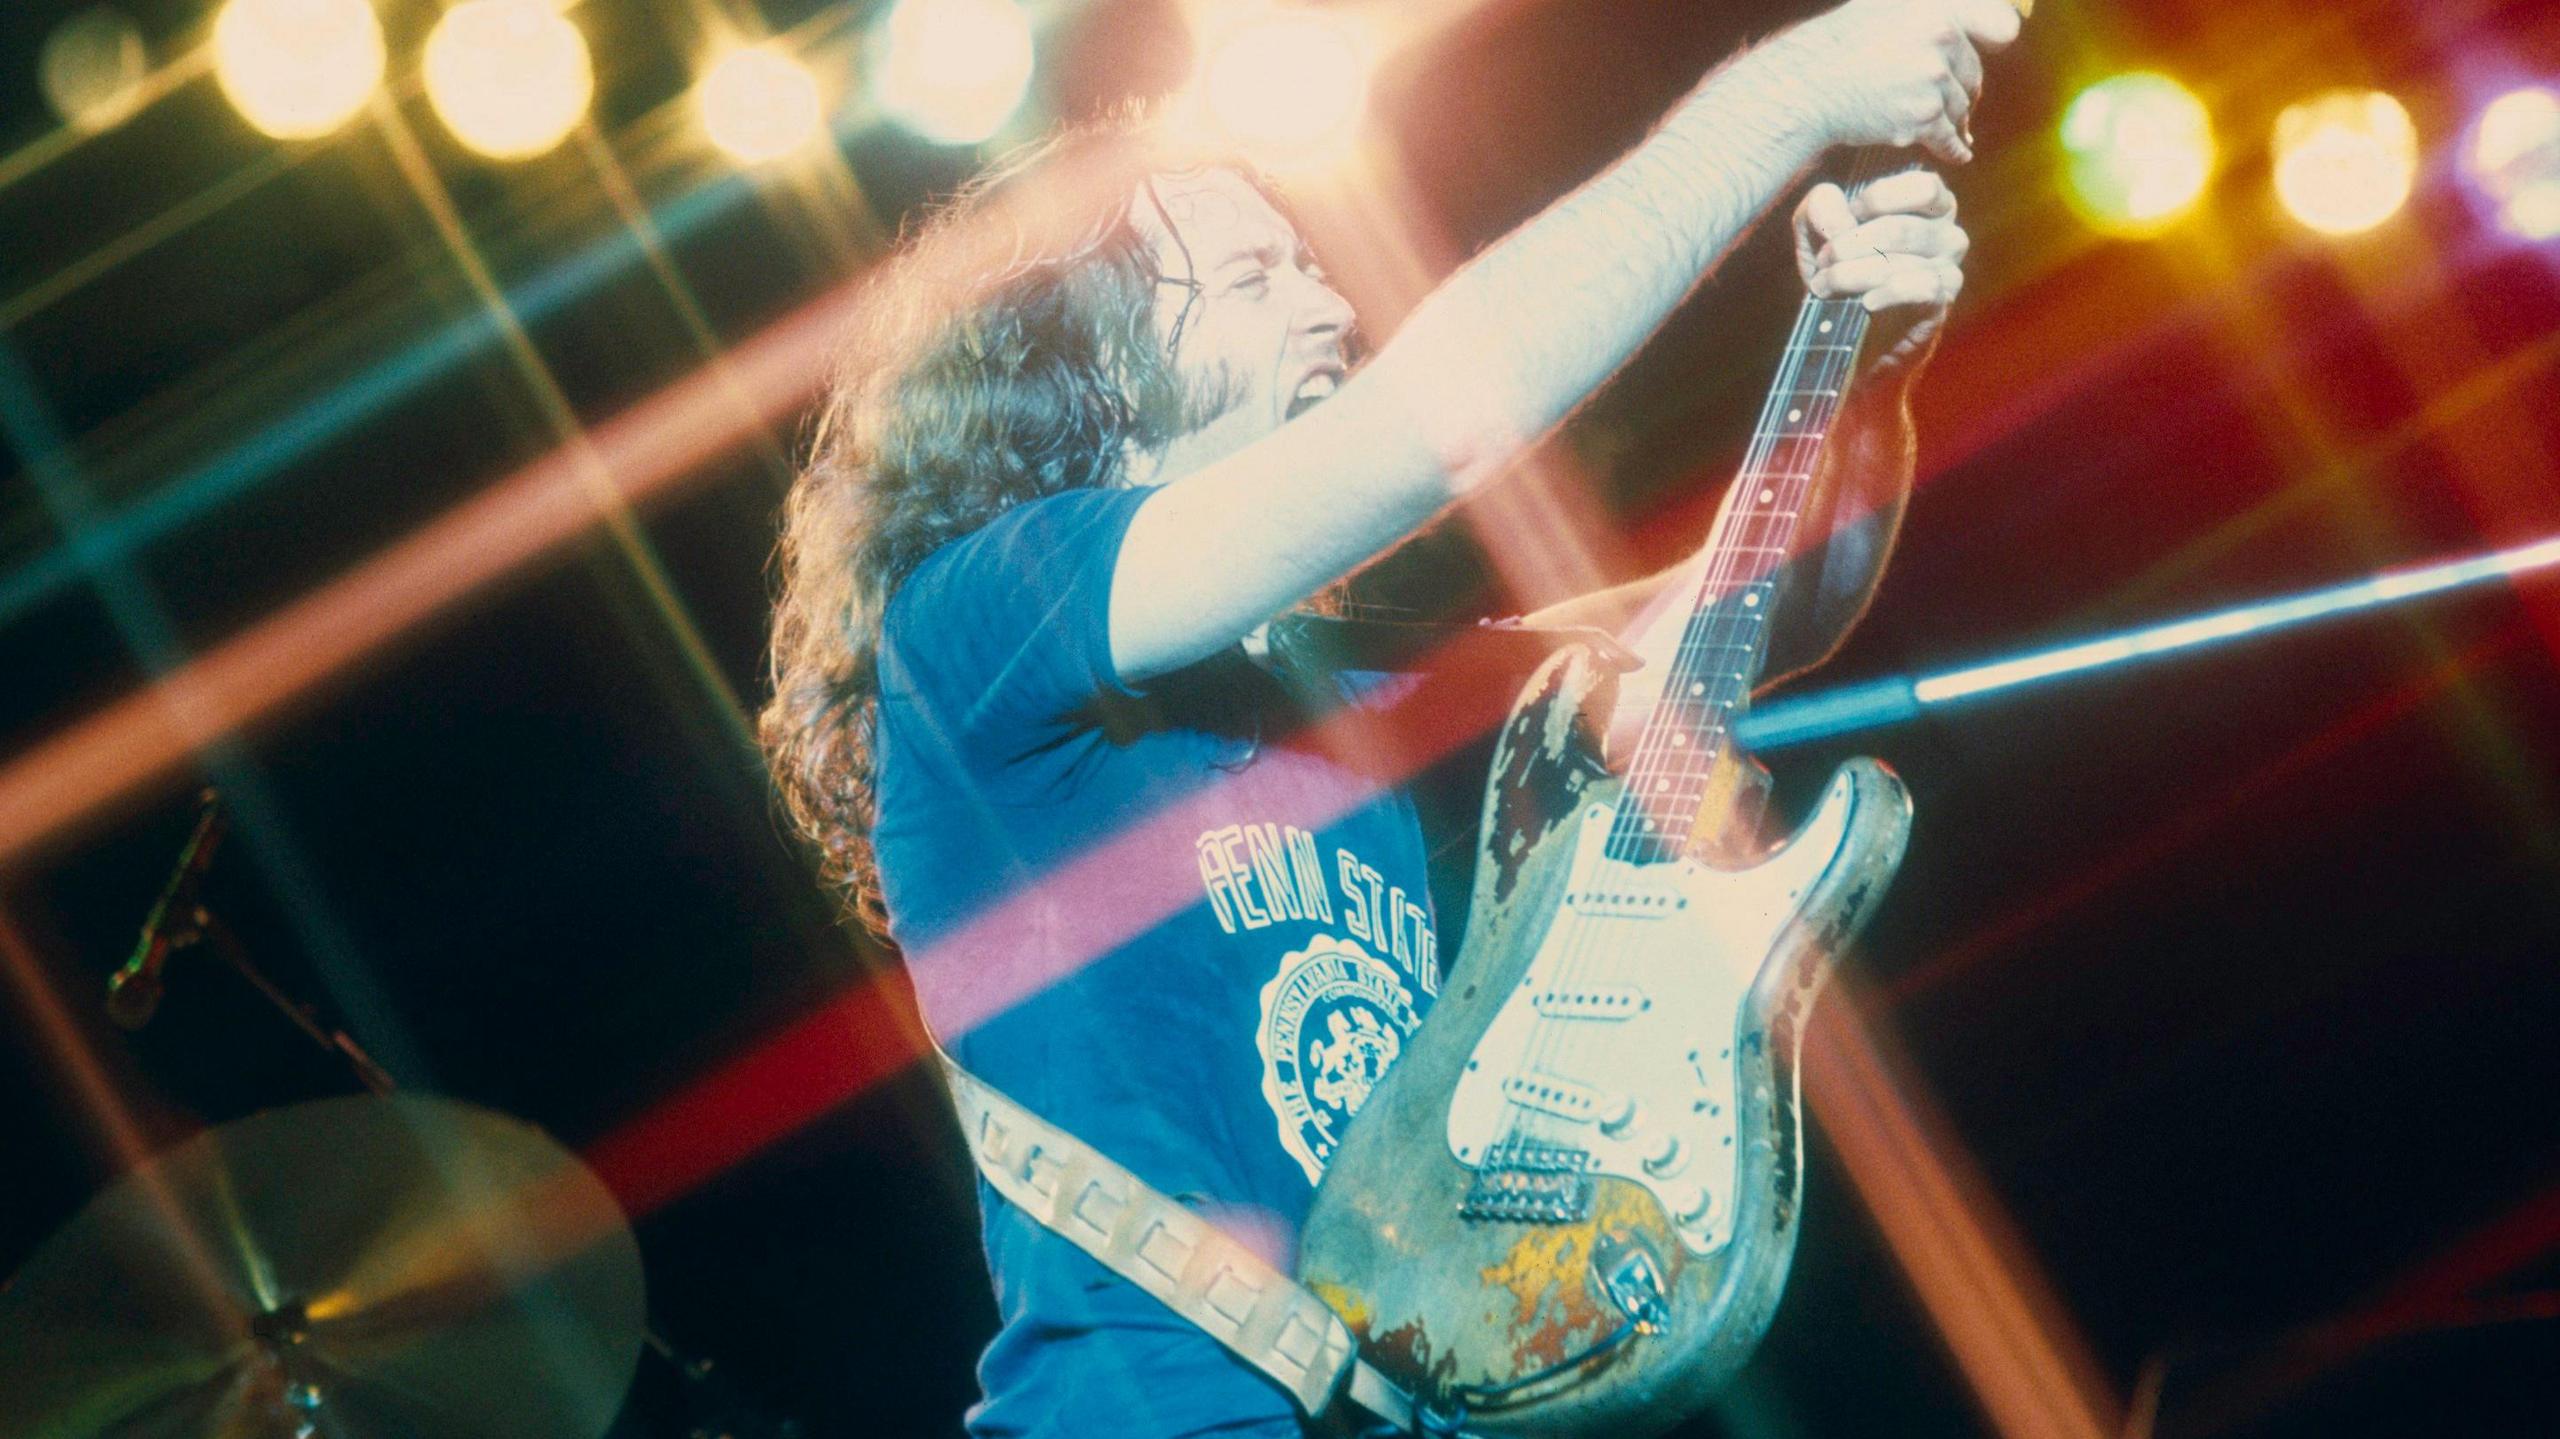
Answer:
[1605, 288, 1874, 864]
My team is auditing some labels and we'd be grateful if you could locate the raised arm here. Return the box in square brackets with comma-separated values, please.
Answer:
[1109, 0, 2023, 684]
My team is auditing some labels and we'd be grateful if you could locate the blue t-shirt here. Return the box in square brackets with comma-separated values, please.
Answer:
[874, 486, 1441, 1439]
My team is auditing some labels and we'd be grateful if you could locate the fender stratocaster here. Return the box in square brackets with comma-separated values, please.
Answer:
[1297, 193, 1926, 1437]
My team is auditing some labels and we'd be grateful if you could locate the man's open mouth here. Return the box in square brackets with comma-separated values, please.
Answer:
[1285, 368, 1343, 420]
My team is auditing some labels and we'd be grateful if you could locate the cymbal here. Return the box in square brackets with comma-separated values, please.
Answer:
[0, 1093, 646, 1439]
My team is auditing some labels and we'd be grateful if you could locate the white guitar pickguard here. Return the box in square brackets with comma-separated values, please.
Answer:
[1446, 769, 1859, 1256]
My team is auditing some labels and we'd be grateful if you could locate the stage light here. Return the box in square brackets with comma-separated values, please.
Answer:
[2466, 87, 2560, 241]
[422, 0, 594, 160]
[210, 0, 384, 140]
[1194, 8, 1372, 159]
[870, 0, 1034, 147]
[2272, 89, 2418, 236]
[40, 6, 149, 133]
[699, 45, 826, 164]
[2058, 72, 2215, 233]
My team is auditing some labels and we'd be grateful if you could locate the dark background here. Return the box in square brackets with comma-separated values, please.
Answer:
[3, 0, 2557, 1435]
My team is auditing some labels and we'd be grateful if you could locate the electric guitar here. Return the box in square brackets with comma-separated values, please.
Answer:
[1296, 194, 1922, 1437]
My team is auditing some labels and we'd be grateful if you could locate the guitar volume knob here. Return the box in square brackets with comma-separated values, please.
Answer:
[1642, 1134, 1688, 1177]
[1598, 1096, 1639, 1137]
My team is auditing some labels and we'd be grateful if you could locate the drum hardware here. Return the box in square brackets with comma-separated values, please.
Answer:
[0, 797, 804, 1436]
[0, 1091, 650, 1438]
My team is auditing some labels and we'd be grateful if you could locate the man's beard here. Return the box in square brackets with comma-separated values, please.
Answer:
[1176, 359, 1251, 434]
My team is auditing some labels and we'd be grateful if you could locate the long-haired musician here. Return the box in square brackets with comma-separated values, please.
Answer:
[762, 1, 2018, 1432]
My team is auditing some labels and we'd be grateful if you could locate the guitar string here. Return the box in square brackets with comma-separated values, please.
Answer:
[1493, 289, 1835, 1170]
[1479, 152, 1895, 1201]
[1489, 291, 1834, 1170]
[1550, 294, 1843, 1162]
[1609, 151, 1891, 861]
[1491, 299, 1809, 1166]
[1485, 155, 1894, 1200]
[1580, 296, 1858, 1207]
[1580, 159, 1892, 1088]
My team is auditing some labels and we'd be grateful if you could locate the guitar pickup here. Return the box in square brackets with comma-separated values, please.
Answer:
[1498, 1072, 1600, 1121]
[1531, 985, 1646, 1021]
[1563, 886, 1683, 920]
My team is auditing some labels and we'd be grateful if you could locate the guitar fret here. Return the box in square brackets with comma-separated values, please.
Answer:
[1617, 299, 1867, 803]
[1626, 756, 1722, 778]
[1623, 770, 1721, 789]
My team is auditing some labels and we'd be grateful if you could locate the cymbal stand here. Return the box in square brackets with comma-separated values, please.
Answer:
[198, 909, 397, 1097]
[139, 887, 801, 1437]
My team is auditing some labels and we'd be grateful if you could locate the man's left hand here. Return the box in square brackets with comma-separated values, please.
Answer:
[1793, 169, 1967, 374]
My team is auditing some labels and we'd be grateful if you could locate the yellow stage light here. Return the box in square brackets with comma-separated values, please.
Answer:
[2058, 72, 2214, 234]
[211, 0, 384, 140]
[422, 0, 594, 160]
[1196, 8, 1371, 160]
[699, 46, 826, 164]
[2467, 87, 2560, 241]
[40, 6, 149, 134]
[870, 0, 1034, 147]
[2272, 89, 2419, 236]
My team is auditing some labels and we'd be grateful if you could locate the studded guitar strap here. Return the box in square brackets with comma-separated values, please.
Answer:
[933, 1046, 1430, 1433]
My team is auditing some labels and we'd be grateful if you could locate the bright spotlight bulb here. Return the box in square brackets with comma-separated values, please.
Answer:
[2466, 87, 2560, 241]
[41, 7, 150, 134]
[700, 46, 826, 163]
[2272, 89, 2419, 236]
[871, 0, 1034, 147]
[1199, 10, 1370, 156]
[211, 0, 384, 140]
[423, 0, 594, 160]
[2059, 72, 2214, 233]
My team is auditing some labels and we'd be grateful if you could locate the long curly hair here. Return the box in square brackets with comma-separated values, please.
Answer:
[761, 120, 1252, 932]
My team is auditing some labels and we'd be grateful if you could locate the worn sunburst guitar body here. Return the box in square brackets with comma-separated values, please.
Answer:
[1299, 219, 1922, 1436]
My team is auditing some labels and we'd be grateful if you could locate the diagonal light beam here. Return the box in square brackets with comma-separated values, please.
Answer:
[0, 272, 863, 872]
[1739, 531, 2560, 751]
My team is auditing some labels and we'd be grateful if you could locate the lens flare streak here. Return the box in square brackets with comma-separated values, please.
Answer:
[0, 273, 860, 871]
[1743, 533, 2560, 750]
[0, 171, 759, 631]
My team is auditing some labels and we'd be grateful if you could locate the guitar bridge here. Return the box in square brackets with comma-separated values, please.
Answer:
[1459, 1140, 1596, 1224]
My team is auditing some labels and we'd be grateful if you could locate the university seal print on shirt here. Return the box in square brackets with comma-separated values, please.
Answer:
[1194, 820, 1440, 1184]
